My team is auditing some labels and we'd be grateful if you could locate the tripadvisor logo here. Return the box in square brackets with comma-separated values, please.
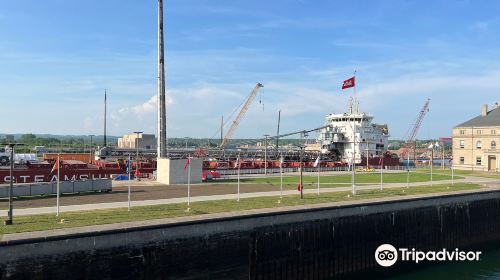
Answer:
[375, 244, 482, 267]
[375, 244, 398, 267]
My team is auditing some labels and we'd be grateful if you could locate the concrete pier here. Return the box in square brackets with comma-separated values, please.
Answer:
[1, 189, 500, 279]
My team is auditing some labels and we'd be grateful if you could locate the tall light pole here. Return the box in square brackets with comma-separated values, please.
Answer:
[4, 143, 24, 225]
[264, 134, 269, 175]
[134, 131, 143, 180]
[157, 0, 168, 159]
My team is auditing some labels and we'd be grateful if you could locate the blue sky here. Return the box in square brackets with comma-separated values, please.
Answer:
[1, 0, 499, 140]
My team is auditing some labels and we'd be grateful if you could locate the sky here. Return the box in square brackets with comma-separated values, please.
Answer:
[1, 0, 500, 140]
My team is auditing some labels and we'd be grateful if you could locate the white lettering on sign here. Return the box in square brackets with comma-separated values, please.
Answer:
[34, 175, 44, 183]
[64, 175, 76, 181]
[80, 174, 89, 181]
[20, 175, 30, 183]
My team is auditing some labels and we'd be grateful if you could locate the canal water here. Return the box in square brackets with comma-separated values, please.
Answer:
[383, 245, 500, 280]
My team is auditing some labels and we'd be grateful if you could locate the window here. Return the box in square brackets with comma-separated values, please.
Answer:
[460, 157, 465, 164]
[460, 140, 465, 149]
[476, 141, 482, 149]
[491, 130, 496, 135]
[477, 130, 482, 135]
[460, 130, 465, 135]
[492, 141, 497, 150]
[476, 156, 482, 166]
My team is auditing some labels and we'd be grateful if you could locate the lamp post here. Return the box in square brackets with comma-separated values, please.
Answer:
[428, 142, 439, 187]
[133, 131, 143, 180]
[264, 134, 269, 175]
[4, 143, 24, 225]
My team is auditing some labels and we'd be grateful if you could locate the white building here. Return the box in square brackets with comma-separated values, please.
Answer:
[117, 133, 157, 150]
[317, 98, 389, 164]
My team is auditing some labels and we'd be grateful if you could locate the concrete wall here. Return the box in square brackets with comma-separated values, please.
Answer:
[0, 179, 111, 198]
[157, 158, 202, 185]
[1, 191, 500, 279]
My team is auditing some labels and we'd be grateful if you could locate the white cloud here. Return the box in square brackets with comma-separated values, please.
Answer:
[109, 94, 173, 134]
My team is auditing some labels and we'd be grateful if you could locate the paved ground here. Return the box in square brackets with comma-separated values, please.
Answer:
[0, 174, 498, 217]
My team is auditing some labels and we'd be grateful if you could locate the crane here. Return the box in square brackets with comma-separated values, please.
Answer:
[401, 98, 430, 159]
[220, 83, 264, 148]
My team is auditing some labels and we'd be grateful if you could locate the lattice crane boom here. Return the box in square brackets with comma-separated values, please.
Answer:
[402, 98, 430, 158]
[220, 83, 264, 148]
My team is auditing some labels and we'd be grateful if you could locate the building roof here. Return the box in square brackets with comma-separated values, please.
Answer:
[455, 106, 500, 128]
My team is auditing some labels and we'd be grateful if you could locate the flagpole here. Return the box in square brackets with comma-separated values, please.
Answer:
[352, 118, 357, 195]
[280, 156, 283, 199]
[317, 162, 320, 196]
[128, 154, 131, 211]
[430, 147, 433, 186]
[380, 157, 383, 191]
[56, 153, 60, 217]
[237, 151, 240, 202]
[406, 152, 410, 188]
[352, 71, 357, 195]
[451, 164, 454, 186]
[187, 157, 191, 206]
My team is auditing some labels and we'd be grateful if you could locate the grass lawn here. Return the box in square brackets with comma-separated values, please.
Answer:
[0, 183, 480, 236]
[414, 167, 500, 179]
[216, 171, 462, 188]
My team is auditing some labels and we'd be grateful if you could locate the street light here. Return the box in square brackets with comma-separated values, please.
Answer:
[3, 143, 25, 225]
[428, 142, 439, 186]
[133, 131, 143, 180]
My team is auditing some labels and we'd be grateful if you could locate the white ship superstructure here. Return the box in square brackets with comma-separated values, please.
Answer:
[317, 98, 389, 164]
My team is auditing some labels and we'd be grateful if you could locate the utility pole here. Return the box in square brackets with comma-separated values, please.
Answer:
[4, 143, 24, 225]
[157, 0, 168, 159]
[264, 134, 269, 175]
[134, 131, 143, 180]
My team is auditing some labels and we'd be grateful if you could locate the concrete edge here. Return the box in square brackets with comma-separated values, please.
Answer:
[1, 186, 499, 246]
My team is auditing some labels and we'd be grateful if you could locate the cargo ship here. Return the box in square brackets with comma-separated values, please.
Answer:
[0, 98, 398, 184]
[317, 97, 390, 164]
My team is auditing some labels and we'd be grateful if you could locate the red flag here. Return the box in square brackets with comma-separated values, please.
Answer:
[342, 76, 355, 90]
[50, 158, 59, 174]
[297, 183, 301, 191]
[183, 157, 191, 171]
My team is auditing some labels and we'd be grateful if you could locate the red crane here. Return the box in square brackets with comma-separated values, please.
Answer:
[401, 98, 430, 159]
[220, 83, 264, 148]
